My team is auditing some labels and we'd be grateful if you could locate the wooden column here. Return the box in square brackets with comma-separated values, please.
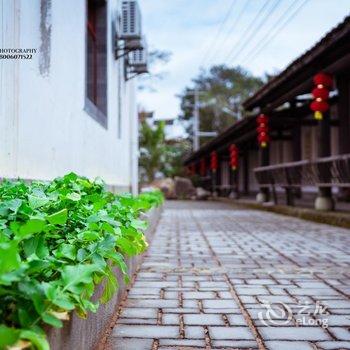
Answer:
[336, 74, 350, 200]
[230, 168, 239, 198]
[336, 74, 350, 155]
[243, 151, 249, 195]
[315, 110, 334, 210]
[216, 156, 221, 196]
[258, 146, 270, 202]
[290, 100, 302, 203]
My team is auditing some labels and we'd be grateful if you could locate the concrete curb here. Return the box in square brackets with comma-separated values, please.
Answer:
[47, 205, 163, 350]
[216, 197, 350, 229]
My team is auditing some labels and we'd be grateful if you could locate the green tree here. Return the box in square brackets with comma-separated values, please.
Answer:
[178, 65, 264, 146]
[139, 120, 166, 183]
[161, 139, 192, 178]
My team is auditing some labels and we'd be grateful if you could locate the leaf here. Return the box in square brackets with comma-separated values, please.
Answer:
[7, 199, 23, 213]
[55, 244, 77, 260]
[18, 218, 46, 239]
[28, 194, 49, 209]
[41, 282, 75, 310]
[0, 240, 21, 274]
[77, 231, 100, 241]
[49, 310, 70, 321]
[66, 192, 81, 201]
[130, 218, 148, 230]
[19, 330, 49, 350]
[60, 264, 100, 294]
[42, 312, 63, 328]
[47, 209, 68, 225]
[116, 237, 138, 256]
[100, 265, 118, 304]
[23, 234, 49, 259]
[106, 251, 128, 275]
[0, 325, 20, 348]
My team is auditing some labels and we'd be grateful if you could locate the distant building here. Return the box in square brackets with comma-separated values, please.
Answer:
[0, 0, 148, 194]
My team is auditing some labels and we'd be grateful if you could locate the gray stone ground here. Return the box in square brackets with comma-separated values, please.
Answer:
[106, 201, 350, 350]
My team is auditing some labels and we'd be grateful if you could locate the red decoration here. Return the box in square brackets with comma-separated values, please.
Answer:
[210, 151, 218, 172]
[310, 100, 329, 113]
[310, 72, 332, 120]
[256, 114, 269, 148]
[313, 72, 333, 89]
[200, 158, 206, 176]
[229, 144, 238, 170]
[312, 87, 329, 100]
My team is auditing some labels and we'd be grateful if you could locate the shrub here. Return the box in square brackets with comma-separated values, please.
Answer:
[0, 173, 163, 349]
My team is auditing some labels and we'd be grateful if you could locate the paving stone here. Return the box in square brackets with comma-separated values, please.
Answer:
[182, 291, 217, 299]
[183, 313, 225, 325]
[264, 340, 314, 350]
[163, 307, 199, 314]
[125, 299, 178, 308]
[227, 314, 248, 326]
[120, 308, 157, 319]
[109, 338, 154, 349]
[185, 326, 205, 339]
[118, 318, 157, 325]
[208, 326, 255, 340]
[162, 313, 179, 325]
[328, 327, 350, 340]
[202, 299, 238, 309]
[315, 341, 350, 349]
[258, 326, 331, 340]
[159, 338, 205, 347]
[211, 340, 258, 348]
[113, 325, 179, 339]
[203, 307, 241, 314]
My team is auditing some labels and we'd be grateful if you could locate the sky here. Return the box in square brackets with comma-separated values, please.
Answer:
[137, 0, 350, 133]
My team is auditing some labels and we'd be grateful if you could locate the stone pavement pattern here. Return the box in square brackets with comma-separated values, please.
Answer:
[106, 201, 350, 350]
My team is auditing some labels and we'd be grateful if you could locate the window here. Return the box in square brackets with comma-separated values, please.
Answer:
[86, 0, 107, 126]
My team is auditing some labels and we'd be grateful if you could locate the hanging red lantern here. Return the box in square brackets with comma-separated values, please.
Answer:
[313, 72, 333, 89]
[310, 100, 329, 113]
[312, 87, 329, 100]
[229, 144, 238, 170]
[200, 158, 206, 176]
[210, 151, 218, 172]
[310, 72, 332, 120]
[256, 114, 269, 148]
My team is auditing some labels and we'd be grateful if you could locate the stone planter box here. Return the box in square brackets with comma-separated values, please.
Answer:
[47, 206, 162, 350]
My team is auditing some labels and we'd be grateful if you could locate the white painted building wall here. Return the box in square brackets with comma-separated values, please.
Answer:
[0, 0, 139, 193]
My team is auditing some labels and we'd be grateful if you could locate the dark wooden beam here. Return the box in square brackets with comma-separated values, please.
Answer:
[336, 74, 350, 154]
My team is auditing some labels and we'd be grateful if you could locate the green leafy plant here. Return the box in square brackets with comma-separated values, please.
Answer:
[0, 173, 163, 350]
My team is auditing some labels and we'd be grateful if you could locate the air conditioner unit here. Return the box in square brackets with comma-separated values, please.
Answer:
[120, 0, 142, 40]
[128, 37, 148, 74]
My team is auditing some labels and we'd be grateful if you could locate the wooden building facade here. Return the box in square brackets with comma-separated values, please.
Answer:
[184, 16, 350, 211]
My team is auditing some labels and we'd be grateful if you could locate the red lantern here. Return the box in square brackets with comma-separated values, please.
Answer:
[210, 151, 218, 172]
[200, 158, 206, 176]
[313, 72, 333, 89]
[229, 144, 238, 170]
[256, 114, 269, 148]
[312, 87, 329, 100]
[310, 72, 332, 120]
[310, 100, 329, 113]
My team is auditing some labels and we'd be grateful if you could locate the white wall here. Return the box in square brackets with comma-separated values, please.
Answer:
[0, 0, 138, 192]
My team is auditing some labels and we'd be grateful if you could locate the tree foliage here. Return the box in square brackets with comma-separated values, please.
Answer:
[178, 65, 264, 146]
[139, 120, 166, 182]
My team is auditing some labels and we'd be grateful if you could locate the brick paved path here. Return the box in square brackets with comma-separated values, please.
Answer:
[106, 201, 350, 350]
